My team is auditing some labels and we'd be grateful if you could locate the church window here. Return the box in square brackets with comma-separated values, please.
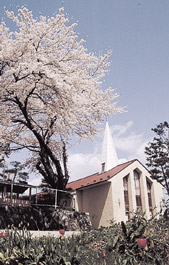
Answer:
[147, 180, 153, 217]
[134, 170, 142, 211]
[123, 175, 130, 221]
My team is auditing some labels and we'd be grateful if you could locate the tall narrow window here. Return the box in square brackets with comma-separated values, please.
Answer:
[134, 170, 142, 211]
[123, 175, 130, 221]
[147, 180, 153, 217]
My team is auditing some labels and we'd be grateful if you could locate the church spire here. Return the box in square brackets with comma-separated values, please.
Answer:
[101, 121, 118, 172]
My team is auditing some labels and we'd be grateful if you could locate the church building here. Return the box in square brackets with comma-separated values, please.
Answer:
[66, 122, 164, 229]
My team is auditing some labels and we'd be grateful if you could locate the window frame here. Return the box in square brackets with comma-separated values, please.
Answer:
[134, 170, 142, 211]
[146, 179, 153, 217]
[123, 174, 130, 221]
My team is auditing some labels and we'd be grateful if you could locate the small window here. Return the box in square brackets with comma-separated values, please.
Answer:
[101, 162, 105, 172]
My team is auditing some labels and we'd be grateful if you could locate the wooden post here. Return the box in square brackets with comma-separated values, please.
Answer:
[29, 187, 32, 201]
[36, 187, 38, 206]
[3, 185, 7, 200]
[55, 189, 57, 209]
[11, 181, 13, 205]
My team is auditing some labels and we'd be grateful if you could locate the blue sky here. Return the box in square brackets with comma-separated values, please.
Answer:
[0, 0, 168, 184]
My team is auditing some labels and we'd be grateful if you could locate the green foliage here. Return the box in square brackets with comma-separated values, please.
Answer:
[0, 159, 29, 183]
[104, 211, 169, 265]
[0, 211, 168, 264]
[145, 121, 169, 196]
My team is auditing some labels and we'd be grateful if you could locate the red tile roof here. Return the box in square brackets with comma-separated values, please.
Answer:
[66, 159, 137, 191]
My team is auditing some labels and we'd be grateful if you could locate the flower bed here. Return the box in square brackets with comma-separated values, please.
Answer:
[0, 211, 168, 264]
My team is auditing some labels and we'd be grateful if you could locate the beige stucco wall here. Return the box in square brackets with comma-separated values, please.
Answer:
[74, 160, 164, 228]
[76, 182, 113, 228]
[152, 180, 164, 214]
[110, 160, 164, 222]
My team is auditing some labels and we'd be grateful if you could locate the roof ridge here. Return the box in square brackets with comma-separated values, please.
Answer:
[66, 159, 140, 191]
[103, 159, 137, 174]
[68, 172, 99, 185]
[67, 159, 137, 185]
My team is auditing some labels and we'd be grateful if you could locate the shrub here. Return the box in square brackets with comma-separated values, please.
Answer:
[0, 211, 168, 264]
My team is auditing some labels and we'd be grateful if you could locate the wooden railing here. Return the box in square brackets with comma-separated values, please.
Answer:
[0, 197, 31, 206]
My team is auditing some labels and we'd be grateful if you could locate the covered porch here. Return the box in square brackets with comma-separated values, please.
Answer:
[0, 180, 35, 207]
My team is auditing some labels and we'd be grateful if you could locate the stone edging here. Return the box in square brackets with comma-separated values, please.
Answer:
[0, 229, 81, 238]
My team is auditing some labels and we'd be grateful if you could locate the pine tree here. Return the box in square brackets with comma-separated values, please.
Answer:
[145, 121, 169, 196]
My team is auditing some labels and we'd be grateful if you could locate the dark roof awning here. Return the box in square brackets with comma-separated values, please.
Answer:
[0, 180, 35, 194]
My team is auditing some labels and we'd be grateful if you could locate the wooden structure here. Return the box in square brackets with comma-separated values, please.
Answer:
[0, 180, 75, 209]
[0, 180, 35, 207]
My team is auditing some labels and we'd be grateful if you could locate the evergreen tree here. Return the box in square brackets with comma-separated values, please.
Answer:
[145, 121, 169, 196]
[0, 159, 29, 183]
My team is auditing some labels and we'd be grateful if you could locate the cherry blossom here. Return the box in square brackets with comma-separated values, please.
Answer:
[0, 8, 124, 189]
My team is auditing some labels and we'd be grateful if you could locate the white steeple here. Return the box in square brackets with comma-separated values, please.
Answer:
[101, 121, 118, 172]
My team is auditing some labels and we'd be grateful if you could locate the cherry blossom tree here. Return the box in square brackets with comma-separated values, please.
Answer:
[0, 8, 123, 190]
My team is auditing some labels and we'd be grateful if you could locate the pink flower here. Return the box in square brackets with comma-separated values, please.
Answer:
[0, 232, 8, 238]
[59, 229, 65, 235]
[102, 250, 106, 257]
[137, 238, 147, 248]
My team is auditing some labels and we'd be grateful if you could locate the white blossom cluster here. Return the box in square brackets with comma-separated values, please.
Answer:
[0, 8, 123, 172]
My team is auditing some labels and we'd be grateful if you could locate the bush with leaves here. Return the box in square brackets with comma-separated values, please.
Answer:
[103, 211, 169, 265]
[0, 211, 168, 264]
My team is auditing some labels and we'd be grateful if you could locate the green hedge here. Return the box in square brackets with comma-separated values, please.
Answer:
[0, 206, 91, 231]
